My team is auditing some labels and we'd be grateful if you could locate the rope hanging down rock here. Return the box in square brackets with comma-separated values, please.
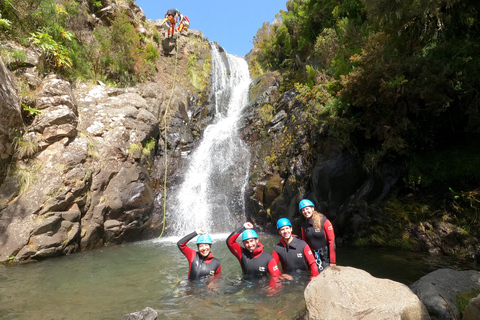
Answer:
[159, 35, 179, 238]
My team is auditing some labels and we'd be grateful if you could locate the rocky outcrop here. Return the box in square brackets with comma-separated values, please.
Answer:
[304, 266, 430, 319]
[410, 268, 480, 320]
[242, 78, 393, 235]
[0, 58, 25, 183]
[0, 73, 165, 262]
[0, 0, 216, 262]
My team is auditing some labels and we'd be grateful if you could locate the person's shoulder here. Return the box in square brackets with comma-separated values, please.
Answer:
[273, 242, 283, 250]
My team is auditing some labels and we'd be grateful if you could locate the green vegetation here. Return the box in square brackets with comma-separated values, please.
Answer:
[252, 0, 480, 174]
[457, 288, 480, 315]
[13, 133, 39, 159]
[0, 0, 159, 86]
[251, 0, 480, 247]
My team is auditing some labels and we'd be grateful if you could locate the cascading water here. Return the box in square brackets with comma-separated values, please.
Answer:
[168, 44, 251, 235]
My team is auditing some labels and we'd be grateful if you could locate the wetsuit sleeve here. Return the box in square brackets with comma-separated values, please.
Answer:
[267, 257, 281, 277]
[177, 231, 198, 263]
[226, 226, 245, 261]
[304, 244, 319, 277]
[301, 226, 306, 241]
[324, 220, 336, 264]
[271, 249, 280, 265]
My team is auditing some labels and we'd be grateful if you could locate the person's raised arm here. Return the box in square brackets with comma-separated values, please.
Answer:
[226, 226, 245, 260]
[177, 229, 204, 262]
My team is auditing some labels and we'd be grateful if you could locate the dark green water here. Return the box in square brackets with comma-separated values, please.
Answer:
[0, 233, 478, 320]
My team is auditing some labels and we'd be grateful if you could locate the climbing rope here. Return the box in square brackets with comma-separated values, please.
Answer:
[159, 34, 180, 238]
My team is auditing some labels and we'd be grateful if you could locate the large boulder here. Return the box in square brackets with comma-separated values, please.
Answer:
[410, 268, 480, 320]
[304, 266, 430, 320]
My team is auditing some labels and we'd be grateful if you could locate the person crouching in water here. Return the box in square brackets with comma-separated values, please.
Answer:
[227, 222, 289, 291]
[299, 199, 336, 272]
[272, 218, 319, 278]
[177, 228, 221, 281]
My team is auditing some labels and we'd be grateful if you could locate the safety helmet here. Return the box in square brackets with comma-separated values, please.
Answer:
[299, 199, 315, 211]
[277, 218, 292, 230]
[196, 234, 212, 245]
[241, 229, 258, 241]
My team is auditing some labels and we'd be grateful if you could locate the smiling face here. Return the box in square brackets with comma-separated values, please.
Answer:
[301, 206, 315, 220]
[243, 238, 259, 252]
[197, 244, 211, 258]
[278, 225, 293, 241]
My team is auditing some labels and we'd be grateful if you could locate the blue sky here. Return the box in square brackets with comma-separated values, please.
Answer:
[135, 0, 287, 57]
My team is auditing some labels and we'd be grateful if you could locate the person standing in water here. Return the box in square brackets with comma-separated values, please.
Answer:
[227, 222, 291, 293]
[177, 228, 221, 280]
[272, 218, 319, 277]
[299, 199, 336, 272]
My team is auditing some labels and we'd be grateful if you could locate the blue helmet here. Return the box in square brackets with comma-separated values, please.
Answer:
[277, 218, 292, 230]
[196, 234, 212, 245]
[241, 229, 258, 241]
[299, 199, 315, 211]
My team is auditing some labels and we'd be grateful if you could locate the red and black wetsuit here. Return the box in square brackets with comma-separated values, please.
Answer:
[272, 235, 319, 277]
[226, 227, 281, 279]
[301, 216, 336, 270]
[177, 231, 221, 281]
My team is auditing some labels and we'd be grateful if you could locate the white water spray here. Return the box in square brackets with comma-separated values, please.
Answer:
[168, 44, 251, 235]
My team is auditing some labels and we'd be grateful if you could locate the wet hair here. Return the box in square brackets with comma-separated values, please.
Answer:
[312, 210, 325, 230]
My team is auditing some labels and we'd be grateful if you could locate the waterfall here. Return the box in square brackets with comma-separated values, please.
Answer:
[167, 44, 251, 235]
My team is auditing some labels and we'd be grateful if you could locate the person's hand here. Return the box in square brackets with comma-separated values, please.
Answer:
[244, 222, 254, 229]
[279, 274, 294, 281]
[196, 228, 206, 234]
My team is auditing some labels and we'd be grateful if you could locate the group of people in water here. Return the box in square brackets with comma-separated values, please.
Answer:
[176, 199, 336, 288]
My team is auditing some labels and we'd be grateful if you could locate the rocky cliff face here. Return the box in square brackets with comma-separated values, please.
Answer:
[0, 1, 215, 263]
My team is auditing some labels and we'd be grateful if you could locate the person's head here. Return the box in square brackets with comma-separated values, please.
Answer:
[299, 199, 315, 220]
[196, 234, 212, 258]
[242, 229, 259, 252]
[277, 218, 293, 240]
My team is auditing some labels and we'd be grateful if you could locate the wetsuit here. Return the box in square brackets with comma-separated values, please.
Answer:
[272, 235, 319, 277]
[226, 227, 281, 279]
[177, 231, 221, 281]
[301, 216, 336, 270]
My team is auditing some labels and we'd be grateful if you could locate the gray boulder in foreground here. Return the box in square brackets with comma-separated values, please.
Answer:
[410, 268, 480, 320]
[305, 266, 430, 320]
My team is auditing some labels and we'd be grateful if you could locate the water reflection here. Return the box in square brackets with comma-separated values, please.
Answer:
[0, 234, 478, 320]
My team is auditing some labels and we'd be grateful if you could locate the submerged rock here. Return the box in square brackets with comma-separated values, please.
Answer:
[304, 266, 430, 319]
[121, 307, 158, 320]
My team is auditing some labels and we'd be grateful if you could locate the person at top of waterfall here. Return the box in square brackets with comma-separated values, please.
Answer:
[299, 199, 336, 272]
[161, 8, 179, 38]
[177, 228, 221, 281]
[176, 12, 190, 33]
[272, 218, 319, 278]
[226, 222, 291, 291]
